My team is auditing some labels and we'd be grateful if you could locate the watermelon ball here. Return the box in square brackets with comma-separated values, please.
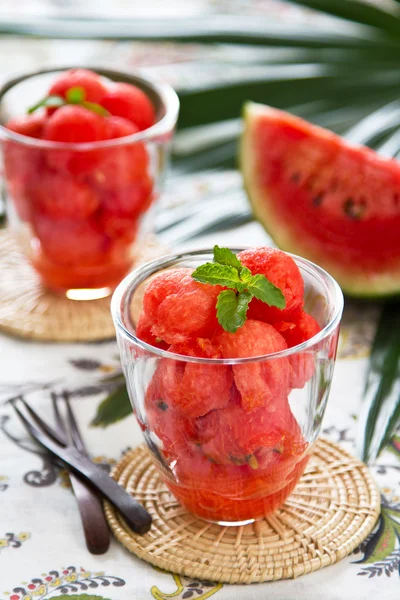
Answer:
[31, 168, 99, 219]
[136, 311, 169, 350]
[215, 319, 290, 412]
[5, 113, 46, 138]
[238, 247, 304, 323]
[169, 445, 306, 521]
[97, 176, 153, 241]
[275, 311, 321, 348]
[3, 150, 42, 223]
[101, 82, 156, 131]
[96, 116, 150, 193]
[47, 68, 106, 112]
[96, 205, 139, 243]
[143, 268, 184, 319]
[105, 115, 139, 139]
[43, 104, 107, 143]
[5, 178, 32, 222]
[3, 116, 46, 222]
[195, 394, 299, 467]
[43, 105, 108, 175]
[145, 369, 196, 459]
[172, 447, 247, 495]
[274, 311, 321, 388]
[89, 142, 149, 193]
[152, 338, 233, 418]
[237, 445, 309, 505]
[142, 268, 222, 344]
[91, 117, 149, 196]
[3, 114, 46, 182]
[33, 213, 109, 267]
[169, 419, 308, 522]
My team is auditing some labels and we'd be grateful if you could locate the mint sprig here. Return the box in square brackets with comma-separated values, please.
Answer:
[27, 85, 109, 117]
[190, 263, 243, 289]
[27, 95, 65, 114]
[216, 290, 252, 333]
[192, 246, 286, 333]
[65, 86, 85, 104]
[213, 245, 242, 269]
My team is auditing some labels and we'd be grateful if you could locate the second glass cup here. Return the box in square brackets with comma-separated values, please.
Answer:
[0, 67, 179, 299]
[112, 249, 344, 525]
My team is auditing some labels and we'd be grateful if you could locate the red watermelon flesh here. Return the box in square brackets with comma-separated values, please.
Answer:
[238, 246, 304, 323]
[195, 395, 305, 468]
[167, 445, 309, 522]
[241, 103, 400, 296]
[275, 311, 321, 389]
[135, 258, 315, 521]
[214, 319, 290, 412]
[146, 338, 233, 419]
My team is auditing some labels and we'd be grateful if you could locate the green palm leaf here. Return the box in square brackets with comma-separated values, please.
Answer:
[344, 100, 400, 146]
[377, 127, 400, 157]
[4, 16, 400, 52]
[286, 0, 400, 36]
[357, 302, 400, 463]
[178, 68, 400, 129]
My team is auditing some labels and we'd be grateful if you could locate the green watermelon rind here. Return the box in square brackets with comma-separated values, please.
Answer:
[240, 102, 400, 298]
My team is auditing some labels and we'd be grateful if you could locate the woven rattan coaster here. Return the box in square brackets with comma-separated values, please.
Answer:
[105, 438, 380, 584]
[0, 229, 166, 342]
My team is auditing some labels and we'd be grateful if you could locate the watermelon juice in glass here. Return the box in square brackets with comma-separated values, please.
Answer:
[112, 246, 343, 524]
[0, 68, 179, 299]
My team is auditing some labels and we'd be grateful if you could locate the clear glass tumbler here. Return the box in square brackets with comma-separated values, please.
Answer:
[0, 67, 179, 299]
[112, 249, 344, 525]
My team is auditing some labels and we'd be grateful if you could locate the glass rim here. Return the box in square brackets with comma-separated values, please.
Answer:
[0, 66, 179, 150]
[111, 248, 344, 365]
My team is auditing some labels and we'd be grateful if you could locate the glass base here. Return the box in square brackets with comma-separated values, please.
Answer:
[65, 287, 112, 301]
[215, 518, 256, 527]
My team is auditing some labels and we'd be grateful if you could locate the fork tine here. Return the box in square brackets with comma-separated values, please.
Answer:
[11, 402, 66, 460]
[0, 416, 47, 456]
[62, 391, 87, 454]
[16, 397, 66, 446]
[11, 401, 50, 443]
[51, 392, 67, 438]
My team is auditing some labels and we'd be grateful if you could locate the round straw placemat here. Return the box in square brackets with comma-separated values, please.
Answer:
[105, 438, 380, 584]
[0, 229, 167, 342]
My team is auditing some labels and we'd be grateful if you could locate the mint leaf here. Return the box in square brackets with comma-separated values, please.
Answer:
[192, 246, 287, 333]
[27, 87, 110, 118]
[213, 245, 242, 270]
[216, 290, 252, 333]
[82, 100, 109, 116]
[247, 274, 286, 308]
[238, 266, 253, 284]
[27, 95, 65, 114]
[66, 86, 86, 104]
[192, 263, 244, 289]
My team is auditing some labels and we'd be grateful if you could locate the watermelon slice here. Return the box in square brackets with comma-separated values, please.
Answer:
[241, 102, 400, 297]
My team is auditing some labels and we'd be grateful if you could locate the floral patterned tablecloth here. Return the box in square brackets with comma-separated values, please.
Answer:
[0, 8, 399, 595]
[1, 170, 400, 600]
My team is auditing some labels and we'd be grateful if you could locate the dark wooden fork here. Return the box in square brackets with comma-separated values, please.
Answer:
[11, 394, 151, 535]
[14, 392, 110, 554]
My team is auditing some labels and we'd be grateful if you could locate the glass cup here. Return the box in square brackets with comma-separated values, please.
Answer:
[0, 67, 179, 300]
[111, 249, 344, 525]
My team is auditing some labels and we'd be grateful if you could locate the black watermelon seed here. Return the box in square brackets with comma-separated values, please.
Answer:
[291, 172, 300, 184]
[156, 400, 168, 411]
[343, 197, 366, 220]
[312, 193, 324, 207]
